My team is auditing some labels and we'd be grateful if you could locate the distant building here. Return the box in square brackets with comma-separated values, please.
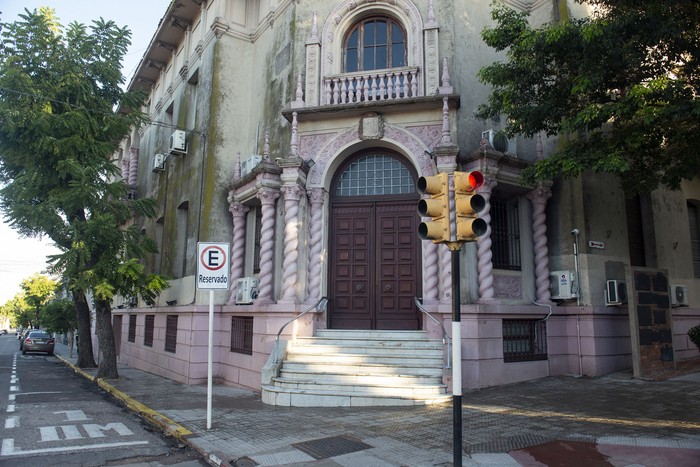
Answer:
[113, 0, 700, 405]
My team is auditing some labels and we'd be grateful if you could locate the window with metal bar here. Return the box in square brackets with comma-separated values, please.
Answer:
[503, 319, 547, 362]
[231, 316, 254, 355]
[144, 315, 154, 347]
[253, 207, 262, 274]
[688, 202, 700, 278]
[165, 315, 178, 353]
[344, 17, 406, 72]
[128, 315, 136, 343]
[491, 197, 521, 270]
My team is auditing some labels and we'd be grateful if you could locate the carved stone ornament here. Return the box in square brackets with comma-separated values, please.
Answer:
[359, 113, 384, 140]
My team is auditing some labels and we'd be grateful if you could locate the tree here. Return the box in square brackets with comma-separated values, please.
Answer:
[41, 297, 79, 357]
[0, 8, 167, 378]
[477, 1, 700, 194]
[19, 274, 57, 328]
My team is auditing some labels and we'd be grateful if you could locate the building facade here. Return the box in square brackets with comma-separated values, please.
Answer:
[113, 0, 700, 400]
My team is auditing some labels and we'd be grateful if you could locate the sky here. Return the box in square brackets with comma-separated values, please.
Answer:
[0, 0, 170, 305]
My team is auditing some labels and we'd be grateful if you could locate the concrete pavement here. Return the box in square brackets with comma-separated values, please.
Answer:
[53, 342, 700, 466]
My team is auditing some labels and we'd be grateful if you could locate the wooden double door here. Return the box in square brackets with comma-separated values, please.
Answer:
[329, 200, 421, 330]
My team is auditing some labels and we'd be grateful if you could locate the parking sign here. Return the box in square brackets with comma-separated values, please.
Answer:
[196, 242, 230, 289]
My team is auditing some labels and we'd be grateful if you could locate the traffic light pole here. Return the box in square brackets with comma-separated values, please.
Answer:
[448, 242, 464, 467]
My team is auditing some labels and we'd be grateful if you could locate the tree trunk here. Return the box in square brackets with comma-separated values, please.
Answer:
[73, 291, 97, 368]
[95, 299, 118, 379]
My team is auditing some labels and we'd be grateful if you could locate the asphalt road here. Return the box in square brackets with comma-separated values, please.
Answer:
[0, 333, 207, 466]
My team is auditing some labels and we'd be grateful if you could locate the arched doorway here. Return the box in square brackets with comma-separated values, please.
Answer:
[328, 150, 422, 330]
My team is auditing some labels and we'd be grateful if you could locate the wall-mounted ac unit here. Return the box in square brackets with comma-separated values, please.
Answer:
[482, 129, 517, 156]
[152, 153, 166, 172]
[549, 270, 578, 300]
[605, 280, 627, 306]
[241, 155, 262, 177]
[671, 284, 689, 307]
[235, 277, 259, 304]
[169, 130, 187, 155]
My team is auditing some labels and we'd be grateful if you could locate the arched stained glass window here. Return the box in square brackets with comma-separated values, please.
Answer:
[344, 17, 406, 73]
[335, 154, 415, 196]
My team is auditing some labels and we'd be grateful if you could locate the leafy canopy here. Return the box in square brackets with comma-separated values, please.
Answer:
[477, 0, 700, 194]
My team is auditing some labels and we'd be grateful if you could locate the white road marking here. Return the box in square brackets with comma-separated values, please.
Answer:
[83, 423, 134, 438]
[1, 438, 149, 456]
[6, 405, 14, 413]
[4, 417, 18, 429]
[54, 410, 89, 421]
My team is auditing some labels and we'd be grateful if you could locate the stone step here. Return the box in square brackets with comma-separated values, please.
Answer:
[279, 369, 443, 386]
[313, 330, 430, 340]
[284, 353, 443, 366]
[292, 338, 443, 350]
[281, 361, 444, 377]
[271, 377, 447, 396]
[287, 344, 443, 358]
[261, 384, 452, 407]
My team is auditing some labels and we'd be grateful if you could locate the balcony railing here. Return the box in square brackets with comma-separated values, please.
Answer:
[322, 66, 421, 106]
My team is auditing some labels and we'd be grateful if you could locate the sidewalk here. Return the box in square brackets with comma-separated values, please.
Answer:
[53, 342, 700, 467]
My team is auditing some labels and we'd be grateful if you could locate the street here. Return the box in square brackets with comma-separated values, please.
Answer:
[0, 333, 207, 466]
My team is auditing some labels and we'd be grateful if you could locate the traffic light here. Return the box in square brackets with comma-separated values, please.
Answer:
[417, 172, 450, 243]
[454, 171, 487, 242]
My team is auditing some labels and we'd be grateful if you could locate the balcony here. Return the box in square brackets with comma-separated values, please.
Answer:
[322, 66, 421, 106]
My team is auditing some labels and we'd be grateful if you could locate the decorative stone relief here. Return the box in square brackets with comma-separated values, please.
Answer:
[493, 274, 522, 299]
[359, 113, 384, 140]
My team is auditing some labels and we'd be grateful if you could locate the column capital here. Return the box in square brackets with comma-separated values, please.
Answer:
[228, 201, 249, 217]
[307, 187, 328, 205]
[281, 185, 305, 201]
[259, 189, 280, 205]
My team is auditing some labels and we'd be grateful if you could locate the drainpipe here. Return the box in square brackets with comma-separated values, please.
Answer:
[571, 228, 581, 306]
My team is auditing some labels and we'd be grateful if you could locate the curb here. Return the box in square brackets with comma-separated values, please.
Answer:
[55, 355, 192, 439]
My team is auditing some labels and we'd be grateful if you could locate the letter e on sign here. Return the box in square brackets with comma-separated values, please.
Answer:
[197, 242, 230, 289]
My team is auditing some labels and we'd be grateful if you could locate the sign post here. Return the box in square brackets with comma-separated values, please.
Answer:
[196, 242, 230, 430]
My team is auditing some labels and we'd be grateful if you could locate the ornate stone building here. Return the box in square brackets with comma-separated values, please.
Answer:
[113, 0, 700, 405]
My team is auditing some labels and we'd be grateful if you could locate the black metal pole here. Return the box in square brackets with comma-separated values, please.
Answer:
[451, 246, 462, 467]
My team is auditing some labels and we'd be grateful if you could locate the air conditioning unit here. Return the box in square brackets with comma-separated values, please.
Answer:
[152, 153, 166, 172]
[605, 280, 627, 306]
[671, 284, 689, 307]
[241, 155, 262, 177]
[169, 130, 187, 155]
[235, 277, 259, 304]
[482, 129, 517, 156]
[549, 270, 579, 300]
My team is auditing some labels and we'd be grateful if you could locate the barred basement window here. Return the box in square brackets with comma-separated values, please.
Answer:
[503, 319, 547, 362]
[165, 315, 178, 353]
[231, 316, 254, 355]
[144, 315, 154, 347]
[128, 315, 137, 343]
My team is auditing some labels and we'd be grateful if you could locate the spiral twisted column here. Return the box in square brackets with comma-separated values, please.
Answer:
[256, 189, 280, 303]
[128, 146, 139, 188]
[306, 188, 327, 303]
[527, 185, 553, 302]
[422, 235, 439, 303]
[281, 185, 305, 302]
[226, 201, 249, 304]
[121, 157, 130, 181]
[477, 178, 498, 302]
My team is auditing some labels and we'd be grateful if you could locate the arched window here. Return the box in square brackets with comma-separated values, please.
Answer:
[344, 17, 406, 73]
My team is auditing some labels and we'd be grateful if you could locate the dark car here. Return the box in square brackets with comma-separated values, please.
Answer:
[22, 330, 55, 356]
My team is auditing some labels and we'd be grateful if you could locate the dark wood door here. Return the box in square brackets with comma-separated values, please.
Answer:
[329, 201, 421, 330]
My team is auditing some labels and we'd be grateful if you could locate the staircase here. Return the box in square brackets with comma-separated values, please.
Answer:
[261, 329, 451, 407]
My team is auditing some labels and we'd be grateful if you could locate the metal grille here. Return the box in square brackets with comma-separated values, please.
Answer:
[128, 315, 136, 343]
[335, 154, 414, 196]
[503, 319, 547, 362]
[165, 315, 178, 353]
[491, 198, 521, 270]
[231, 316, 254, 355]
[253, 207, 262, 274]
[688, 202, 700, 278]
[144, 314, 154, 347]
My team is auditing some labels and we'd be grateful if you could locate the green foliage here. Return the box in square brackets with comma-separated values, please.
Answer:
[689, 325, 700, 349]
[0, 274, 57, 328]
[0, 9, 168, 374]
[477, 1, 700, 194]
[41, 297, 77, 334]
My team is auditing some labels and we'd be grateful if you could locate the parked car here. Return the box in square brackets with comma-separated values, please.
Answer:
[22, 330, 55, 356]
